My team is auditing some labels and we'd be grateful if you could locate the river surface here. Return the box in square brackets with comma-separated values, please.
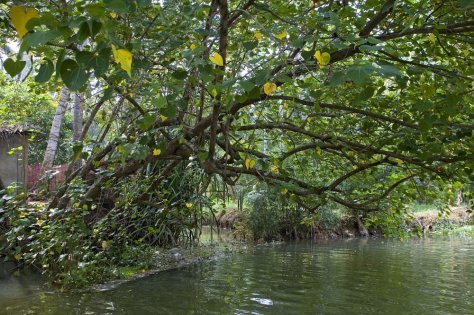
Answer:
[1, 236, 473, 314]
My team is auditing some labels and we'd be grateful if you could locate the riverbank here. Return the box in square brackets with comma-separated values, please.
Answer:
[410, 206, 473, 235]
[218, 206, 473, 240]
[89, 244, 230, 292]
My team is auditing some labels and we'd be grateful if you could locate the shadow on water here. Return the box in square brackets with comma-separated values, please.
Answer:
[1, 236, 473, 314]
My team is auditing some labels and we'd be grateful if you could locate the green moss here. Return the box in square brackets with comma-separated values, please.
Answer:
[119, 266, 147, 278]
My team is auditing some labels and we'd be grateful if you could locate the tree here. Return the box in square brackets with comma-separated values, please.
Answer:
[42, 86, 69, 169]
[2, 0, 474, 225]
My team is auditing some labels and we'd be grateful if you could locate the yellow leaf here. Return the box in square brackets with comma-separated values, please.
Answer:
[393, 158, 404, 165]
[254, 31, 263, 41]
[281, 188, 288, 195]
[245, 159, 256, 169]
[110, 12, 118, 18]
[263, 82, 277, 95]
[276, 31, 288, 40]
[10, 5, 39, 39]
[210, 88, 218, 97]
[314, 50, 331, 68]
[153, 148, 161, 156]
[14, 253, 22, 261]
[36, 219, 43, 226]
[315, 147, 322, 155]
[463, 49, 469, 57]
[101, 241, 109, 250]
[209, 52, 224, 66]
[160, 115, 168, 122]
[270, 165, 279, 174]
[255, 111, 262, 117]
[428, 33, 436, 44]
[185, 202, 193, 208]
[112, 45, 133, 77]
[190, 43, 197, 50]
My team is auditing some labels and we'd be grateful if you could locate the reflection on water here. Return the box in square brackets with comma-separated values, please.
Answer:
[1, 237, 473, 314]
[199, 225, 234, 244]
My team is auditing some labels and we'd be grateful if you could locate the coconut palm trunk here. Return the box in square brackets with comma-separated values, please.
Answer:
[43, 86, 70, 169]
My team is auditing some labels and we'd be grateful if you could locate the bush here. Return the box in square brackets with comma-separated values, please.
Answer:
[245, 185, 311, 241]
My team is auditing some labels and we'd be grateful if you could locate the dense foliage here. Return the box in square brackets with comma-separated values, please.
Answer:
[1, 0, 474, 285]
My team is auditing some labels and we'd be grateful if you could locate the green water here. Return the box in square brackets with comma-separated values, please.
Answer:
[1, 237, 473, 314]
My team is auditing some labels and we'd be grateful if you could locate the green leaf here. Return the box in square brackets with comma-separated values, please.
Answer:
[160, 104, 177, 119]
[254, 69, 271, 85]
[172, 68, 188, 80]
[240, 80, 255, 92]
[84, 3, 105, 16]
[347, 64, 376, 85]
[328, 72, 346, 86]
[458, 0, 474, 7]
[60, 59, 90, 91]
[354, 86, 375, 103]
[243, 41, 258, 50]
[138, 113, 156, 131]
[104, 0, 130, 13]
[76, 49, 110, 76]
[3, 58, 26, 77]
[35, 58, 54, 83]
[77, 20, 102, 41]
[23, 30, 61, 48]
[376, 64, 403, 77]
[152, 96, 168, 109]
[359, 44, 382, 52]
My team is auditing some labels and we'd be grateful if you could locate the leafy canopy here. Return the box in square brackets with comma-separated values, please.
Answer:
[1, 0, 474, 219]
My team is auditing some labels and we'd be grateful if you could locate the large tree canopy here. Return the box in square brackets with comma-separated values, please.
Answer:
[2, 0, 474, 218]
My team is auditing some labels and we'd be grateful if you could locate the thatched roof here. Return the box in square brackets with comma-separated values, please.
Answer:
[0, 123, 34, 135]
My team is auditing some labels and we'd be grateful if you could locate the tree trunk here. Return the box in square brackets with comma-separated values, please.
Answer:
[43, 86, 70, 169]
[72, 93, 84, 170]
[73, 93, 84, 142]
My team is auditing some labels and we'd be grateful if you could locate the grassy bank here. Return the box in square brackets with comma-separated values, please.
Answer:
[408, 205, 473, 236]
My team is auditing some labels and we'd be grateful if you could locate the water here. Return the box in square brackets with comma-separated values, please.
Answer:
[1, 237, 473, 314]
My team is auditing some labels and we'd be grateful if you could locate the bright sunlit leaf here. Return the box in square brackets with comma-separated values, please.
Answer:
[275, 31, 288, 39]
[314, 50, 331, 68]
[254, 31, 263, 41]
[10, 5, 39, 39]
[245, 159, 256, 169]
[209, 52, 224, 66]
[185, 202, 193, 208]
[112, 45, 133, 77]
[428, 33, 436, 44]
[264, 82, 277, 95]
